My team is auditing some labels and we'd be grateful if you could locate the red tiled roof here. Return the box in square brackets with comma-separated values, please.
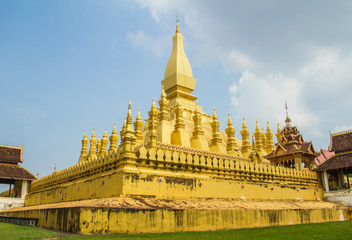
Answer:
[314, 152, 352, 171]
[315, 149, 335, 165]
[0, 164, 36, 181]
[329, 131, 352, 153]
[0, 145, 22, 164]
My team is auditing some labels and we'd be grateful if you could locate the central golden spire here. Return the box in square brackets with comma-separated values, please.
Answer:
[162, 17, 197, 110]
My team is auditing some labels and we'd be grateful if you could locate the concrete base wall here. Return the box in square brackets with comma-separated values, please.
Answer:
[0, 198, 349, 234]
[0, 198, 24, 212]
[325, 190, 352, 207]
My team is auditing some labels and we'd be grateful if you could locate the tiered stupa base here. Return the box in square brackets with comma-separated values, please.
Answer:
[1, 197, 349, 234]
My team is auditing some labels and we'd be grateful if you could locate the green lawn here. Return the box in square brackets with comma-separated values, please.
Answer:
[0, 221, 351, 240]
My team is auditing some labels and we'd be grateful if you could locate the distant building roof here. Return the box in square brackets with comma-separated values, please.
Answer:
[329, 130, 352, 153]
[315, 149, 335, 165]
[0, 145, 22, 164]
[315, 153, 352, 171]
[0, 164, 36, 182]
[315, 130, 352, 172]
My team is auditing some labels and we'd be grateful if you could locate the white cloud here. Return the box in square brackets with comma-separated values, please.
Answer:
[229, 71, 321, 139]
[126, 30, 169, 57]
[224, 49, 255, 73]
[332, 124, 352, 134]
[135, 0, 178, 22]
[133, 0, 352, 148]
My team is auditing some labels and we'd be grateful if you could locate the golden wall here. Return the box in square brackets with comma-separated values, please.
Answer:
[25, 144, 323, 206]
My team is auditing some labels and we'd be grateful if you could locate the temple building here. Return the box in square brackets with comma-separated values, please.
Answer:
[315, 130, 352, 191]
[0, 145, 36, 211]
[265, 107, 317, 170]
[0, 19, 348, 234]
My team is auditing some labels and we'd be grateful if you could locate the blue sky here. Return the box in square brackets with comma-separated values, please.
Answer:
[1, 1, 352, 188]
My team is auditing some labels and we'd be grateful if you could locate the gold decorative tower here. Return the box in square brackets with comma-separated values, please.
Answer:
[254, 121, 265, 157]
[100, 128, 109, 155]
[265, 122, 275, 154]
[209, 108, 226, 154]
[171, 100, 190, 147]
[190, 103, 209, 151]
[162, 17, 197, 110]
[88, 128, 97, 159]
[225, 113, 241, 156]
[109, 123, 119, 152]
[276, 123, 282, 143]
[145, 99, 159, 147]
[240, 117, 251, 158]
[134, 108, 144, 146]
[157, 88, 171, 144]
[120, 117, 127, 140]
[120, 101, 136, 156]
[78, 130, 88, 163]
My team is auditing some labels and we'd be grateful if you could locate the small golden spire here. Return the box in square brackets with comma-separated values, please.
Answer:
[227, 113, 233, 127]
[161, 86, 166, 98]
[134, 107, 144, 144]
[128, 100, 132, 117]
[266, 122, 275, 154]
[103, 128, 108, 138]
[240, 117, 251, 158]
[148, 98, 159, 147]
[242, 117, 247, 129]
[267, 121, 271, 132]
[126, 101, 134, 132]
[88, 128, 97, 158]
[54, 163, 57, 173]
[152, 98, 157, 109]
[213, 107, 217, 119]
[100, 128, 108, 155]
[79, 129, 89, 163]
[255, 120, 260, 132]
[136, 108, 142, 121]
[226, 112, 240, 156]
[112, 122, 117, 134]
[109, 122, 119, 151]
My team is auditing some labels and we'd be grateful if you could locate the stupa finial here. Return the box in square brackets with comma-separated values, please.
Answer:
[213, 107, 217, 120]
[267, 121, 271, 132]
[242, 117, 247, 129]
[285, 101, 291, 126]
[227, 113, 233, 127]
[176, 15, 180, 33]
[255, 120, 260, 132]
[112, 122, 117, 134]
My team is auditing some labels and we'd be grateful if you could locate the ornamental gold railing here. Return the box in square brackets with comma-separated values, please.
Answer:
[29, 143, 320, 193]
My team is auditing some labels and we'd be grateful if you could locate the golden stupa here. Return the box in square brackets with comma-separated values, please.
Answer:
[1, 19, 348, 235]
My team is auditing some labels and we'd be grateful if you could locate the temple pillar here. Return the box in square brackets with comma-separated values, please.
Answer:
[21, 180, 29, 199]
[323, 170, 330, 192]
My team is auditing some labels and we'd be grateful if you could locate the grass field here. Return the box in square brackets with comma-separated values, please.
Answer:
[0, 221, 351, 240]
